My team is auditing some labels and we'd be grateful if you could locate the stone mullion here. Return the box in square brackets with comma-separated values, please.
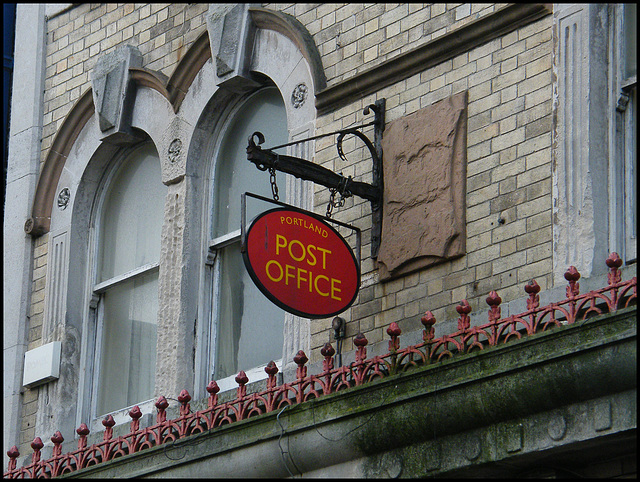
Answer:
[155, 179, 194, 398]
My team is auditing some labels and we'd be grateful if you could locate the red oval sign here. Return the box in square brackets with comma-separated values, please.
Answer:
[242, 208, 360, 319]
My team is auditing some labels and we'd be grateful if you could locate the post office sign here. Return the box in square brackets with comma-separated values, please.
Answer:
[242, 207, 360, 319]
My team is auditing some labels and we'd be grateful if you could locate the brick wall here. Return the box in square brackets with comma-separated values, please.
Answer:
[307, 9, 554, 356]
[20, 2, 555, 453]
[268, 4, 502, 86]
[19, 233, 48, 447]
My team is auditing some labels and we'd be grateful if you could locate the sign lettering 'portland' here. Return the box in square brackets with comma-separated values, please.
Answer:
[243, 208, 360, 319]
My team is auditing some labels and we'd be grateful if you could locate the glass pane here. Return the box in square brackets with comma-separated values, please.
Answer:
[97, 270, 158, 416]
[99, 144, 166, 281]
[624, 4, 637, 79]
[214, 242, 285, 380]
[213, 88, 288, 238]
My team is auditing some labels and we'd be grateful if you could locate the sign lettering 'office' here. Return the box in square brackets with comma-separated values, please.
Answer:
[243, 208, 360, 318]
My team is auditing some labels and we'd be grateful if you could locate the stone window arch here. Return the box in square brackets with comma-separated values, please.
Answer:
[27, 5, 325, 439]
[207, 86, 289, 389]
[184, 5, 326, 393]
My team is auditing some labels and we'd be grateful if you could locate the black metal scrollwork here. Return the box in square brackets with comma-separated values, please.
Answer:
[246, 98, 386, 257]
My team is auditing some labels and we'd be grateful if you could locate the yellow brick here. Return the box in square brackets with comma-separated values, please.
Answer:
[157, 6, 169, 23]
[364, 17, 379, 35]
[363, 45, 378, 64]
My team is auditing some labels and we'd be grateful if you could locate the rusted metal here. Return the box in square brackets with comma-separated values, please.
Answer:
[5, 253, 636, 478]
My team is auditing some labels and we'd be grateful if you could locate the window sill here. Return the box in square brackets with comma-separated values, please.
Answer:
[90, 398, 157, 434]
[214, 359, 283, 394]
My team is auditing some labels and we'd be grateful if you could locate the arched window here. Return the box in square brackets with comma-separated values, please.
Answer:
[92, 143, 167, 416]
[208, 87, 289, 385]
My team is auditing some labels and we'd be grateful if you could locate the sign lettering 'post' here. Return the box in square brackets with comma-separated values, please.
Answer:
[242, 207, 360, 319]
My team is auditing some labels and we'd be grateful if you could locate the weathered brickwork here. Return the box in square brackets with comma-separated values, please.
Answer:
[18, 234, 48, 448]
[268, 3, 502, 86]
[20, 2, 556, 455]
[28, 233, 50, 350]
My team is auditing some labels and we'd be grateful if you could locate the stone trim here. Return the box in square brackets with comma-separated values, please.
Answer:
[24, 89, 94, 237]
[25, 7, 326, 238]
[207, 4, 259, 92]
[249, 7, 327, 93]
[552, 4, 622, 282]
[24, 34, 208, 238]
[315, 3, 552, 115]
[129, 68, 171, 109]
[166, 30, 212, 112]
[25, 69, 172, 238]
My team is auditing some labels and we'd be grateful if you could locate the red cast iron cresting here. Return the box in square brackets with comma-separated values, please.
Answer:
[4, 253, 636, 478]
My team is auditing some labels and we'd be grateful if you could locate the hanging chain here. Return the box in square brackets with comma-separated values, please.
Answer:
[326, 188, 340, 218]
[269, 154, 279, 201]
[269, 167, 279, 201]
[265, 154, 353, 215]
[326, 174, 352, 218]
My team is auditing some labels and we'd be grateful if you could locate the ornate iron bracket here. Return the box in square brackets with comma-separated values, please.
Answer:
[246, 98, 385, 258]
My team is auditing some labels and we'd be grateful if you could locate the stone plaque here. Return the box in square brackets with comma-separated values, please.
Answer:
[377, 91, 467, 280]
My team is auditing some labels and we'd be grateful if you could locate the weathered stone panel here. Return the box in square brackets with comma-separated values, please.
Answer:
[377, 91, 468, 279]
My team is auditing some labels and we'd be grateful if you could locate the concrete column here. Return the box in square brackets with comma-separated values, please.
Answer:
[3, 3, 47, 467]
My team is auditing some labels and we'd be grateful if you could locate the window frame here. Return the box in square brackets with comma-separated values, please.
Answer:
[87, 142, 166, 427]
[202, 85, 291, 392]
[610, 4, 637, 264]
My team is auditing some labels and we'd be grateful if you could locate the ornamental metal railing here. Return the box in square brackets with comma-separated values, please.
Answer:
[4, 252, 636, 478]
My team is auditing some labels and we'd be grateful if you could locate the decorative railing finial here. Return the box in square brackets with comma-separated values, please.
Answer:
[456, 300, 472, 331]
[354, 332, 368, 363]
[51, 431, 64, 457]
[564, 266, 581, 298]
[606, 252, 623, 285]
[525, 279, 541, 310]
[7, 446, 19, 471]
[321, 343, 335, 373]
[421, 311, 437, 343]
[30, 438, 43, 466]
[178, 389, 192, 416]
[5, 254, 635, 479]
[128, 405, 142, 432]
[486, 291, 502, 323]
[235, 372, 249, 399]
[155, 396, 169, 423]
[76, 423, 90, 450]
[294, 350, 309, 380]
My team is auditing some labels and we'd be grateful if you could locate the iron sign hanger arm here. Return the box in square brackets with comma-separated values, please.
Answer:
[246, 133, 380, 203]
[245, 98, 385, 258]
